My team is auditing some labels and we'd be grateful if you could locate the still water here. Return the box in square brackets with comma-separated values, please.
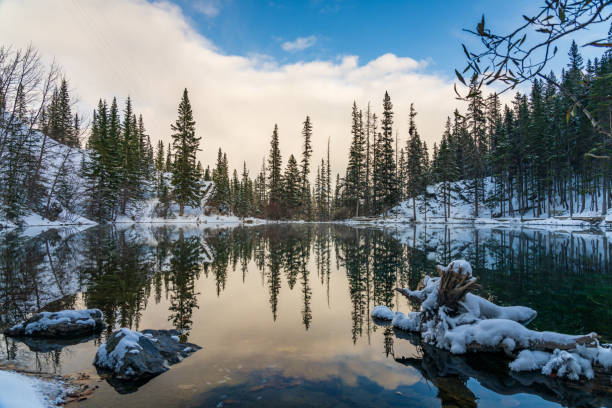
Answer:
[1, 224, 611, 407]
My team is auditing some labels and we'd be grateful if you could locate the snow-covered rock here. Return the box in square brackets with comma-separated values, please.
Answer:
[94, 328, 201, 382]
[4, 309, 104, 338]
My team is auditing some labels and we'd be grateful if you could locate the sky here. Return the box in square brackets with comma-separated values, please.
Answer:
[0, 0, 609, 178]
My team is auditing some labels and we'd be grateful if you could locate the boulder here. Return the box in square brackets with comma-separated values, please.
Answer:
[93, 328, 200, 384]
[4, 309, 105, 338]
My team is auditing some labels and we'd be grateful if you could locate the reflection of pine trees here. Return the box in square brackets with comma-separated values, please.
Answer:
[372, 231, 403, 309]
[282, 231, 303, 290]
[267, 236, 282, 321]
[314, 226, 331, 305]
[300, 231, 313, 330]
[340, 229, 370, 344]
[383, 327, 394, 357]
[0, 231, 46, 322]
[82, 228, 152, 333]
[166, 230, 202, 341]
[205, 230, 231, 295]
[7, 223, 611, 350]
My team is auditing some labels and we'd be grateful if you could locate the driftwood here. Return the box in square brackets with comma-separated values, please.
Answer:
[393, 262, 600, 353]
[435, 264, 481, 309]
[374, 260, 612, 383]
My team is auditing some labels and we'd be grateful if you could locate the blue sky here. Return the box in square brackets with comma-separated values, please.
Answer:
[170, 0, 610, 79]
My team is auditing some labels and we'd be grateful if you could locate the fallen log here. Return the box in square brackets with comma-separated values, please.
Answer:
[373, 260, 612, 382]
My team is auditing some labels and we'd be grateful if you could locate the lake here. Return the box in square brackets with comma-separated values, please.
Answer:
[1, 224, 611, 407]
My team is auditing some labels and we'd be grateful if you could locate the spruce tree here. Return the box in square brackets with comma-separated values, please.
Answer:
[345, 102, 366, 216]
[300, 116, 313, 218]
[170, 88, 201, 216]
[212, 148, 231, 212]
[267, 124, 283, 216]
[466, 81, 487, 217]
[284, 154, 301, 218]
[373, 91, 398, 214]
[405, 104, 425, 220]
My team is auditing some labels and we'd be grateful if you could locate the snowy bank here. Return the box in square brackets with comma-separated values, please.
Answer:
[372, 260, 612, 382]
[0, 370, 68, 408]
[115, 196, 267, 227]
[358, 178, 612, 229]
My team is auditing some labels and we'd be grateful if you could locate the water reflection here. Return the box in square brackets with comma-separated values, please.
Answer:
[0, 224, 610, 407]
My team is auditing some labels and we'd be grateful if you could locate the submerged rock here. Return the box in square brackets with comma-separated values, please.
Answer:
[4, 309, 105, 338]
[93, 328, 200, 389]
[11, 333, 100, 353]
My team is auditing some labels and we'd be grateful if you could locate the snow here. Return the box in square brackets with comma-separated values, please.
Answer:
[445, 259, 472, 277]
[442, 319, 584, 355]
[371, 305, 395, 321]
[9, 309, 102, 335]
[509, 350, 552, 372]
[352, 177, 612, 229]
[392, 312, 422, 332]
[114, 195, 267, 227]
[0, 371, 67, 408]
[510, 345, 612, 380]
[541, 349, 594, 380]
[94, 328, 144, 373]
[20, 212, 96, 228]
[461, 294, 536, 324]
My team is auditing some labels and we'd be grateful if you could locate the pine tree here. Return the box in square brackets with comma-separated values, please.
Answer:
[466, 79, 487, 217]
[405, 103, 425, 220]
[300, 116, 313, 219]
[267, 124, 283, 217]
[170, 89, 201, 216]
[48, 79, 76, 147]
[204, 166, 211, 181]
[155, 140, 165, 172]
[231, 169, 240, 213]
[364, 103, 373, 214]
[283, 154, 301, 218]
[238, 162, 251, 217]
[326, 138, 331, 219]
[373, 91, 398, 214]
[345, 102, 366, 216]
[212, 148, 230, 212]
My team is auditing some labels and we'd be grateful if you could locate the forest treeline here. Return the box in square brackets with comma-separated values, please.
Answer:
[0, 39, 610, 223]
[336, 39, 612, 220]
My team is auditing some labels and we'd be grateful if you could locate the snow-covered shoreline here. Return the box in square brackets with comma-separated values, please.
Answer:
[0, 370, 70, 408]
[1, 213, 268, 234]
[344, 215, 610, 228]
[343, 177, 612, 230]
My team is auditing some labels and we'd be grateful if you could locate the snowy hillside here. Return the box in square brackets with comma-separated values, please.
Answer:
[0, 117, 96, 229]
[379, 178, 611, 228]
[0, 118, 232, 229]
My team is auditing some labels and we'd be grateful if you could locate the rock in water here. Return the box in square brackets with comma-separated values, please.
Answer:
[4, 309, 105, 338]
[93, 328, 201, 384]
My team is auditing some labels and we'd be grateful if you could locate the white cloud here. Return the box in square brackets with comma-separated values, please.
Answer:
[193, 0, 221, 17]
[282, 35, 317, 52]
[0, 0, 464, 180]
